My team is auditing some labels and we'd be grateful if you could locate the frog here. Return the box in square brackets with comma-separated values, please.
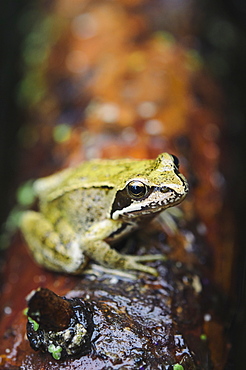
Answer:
[20, 153, 188, 276]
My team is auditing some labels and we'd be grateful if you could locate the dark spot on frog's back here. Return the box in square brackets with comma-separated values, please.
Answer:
[111, 189, 132, 216]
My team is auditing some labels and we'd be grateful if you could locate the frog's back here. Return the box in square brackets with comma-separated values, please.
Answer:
[67, 158, 152, 185]
[34, 157, 153, 202]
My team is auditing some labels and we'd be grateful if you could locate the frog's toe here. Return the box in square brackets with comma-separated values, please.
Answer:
[131, 254, 166, 262]
[133, 263, 159, 276]
[126, 254, 167, 276]
[124, 258, 159, 276]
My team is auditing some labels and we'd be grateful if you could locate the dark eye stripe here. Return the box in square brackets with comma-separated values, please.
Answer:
[110, 182, 151, 217]
[110, 188, 132, 217]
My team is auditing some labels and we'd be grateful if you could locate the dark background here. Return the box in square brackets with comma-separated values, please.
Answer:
[0, 1, 24, 228]
[0, 0, 246, 367]
[201, 1, 246, 368]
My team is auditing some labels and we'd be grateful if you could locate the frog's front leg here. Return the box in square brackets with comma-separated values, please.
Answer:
[84, 240, 162, 276]
[82, 220, 163, 276]
[20, 211, 88, 273]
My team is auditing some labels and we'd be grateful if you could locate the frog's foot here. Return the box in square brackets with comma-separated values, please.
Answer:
[122, 255, 165, 276]
[126, 261, 158, 276]
[122, 254, 166, 276]
[84, 240, 164, 276]
[86, 264, 138, 280]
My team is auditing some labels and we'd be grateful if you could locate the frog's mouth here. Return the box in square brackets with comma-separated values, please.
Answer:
[111, 186, 186, 220]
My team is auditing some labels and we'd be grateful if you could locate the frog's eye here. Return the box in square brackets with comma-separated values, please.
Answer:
[171, 154, 179, 168]
[126, 180, 148, 200]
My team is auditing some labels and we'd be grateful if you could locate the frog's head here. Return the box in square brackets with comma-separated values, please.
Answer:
[111, 153, 189, 221]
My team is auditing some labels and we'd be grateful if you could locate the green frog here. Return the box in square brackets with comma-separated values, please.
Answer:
[20, 153, 188, 276]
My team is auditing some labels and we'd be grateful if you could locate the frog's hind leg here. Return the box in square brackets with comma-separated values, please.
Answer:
[20, 211, 87, 273]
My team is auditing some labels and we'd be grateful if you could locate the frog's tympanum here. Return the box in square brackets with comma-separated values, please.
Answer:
[20, 153, 188, 275]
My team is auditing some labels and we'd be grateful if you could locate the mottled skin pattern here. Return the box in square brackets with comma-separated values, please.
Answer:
[20, 153, 188, 275]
